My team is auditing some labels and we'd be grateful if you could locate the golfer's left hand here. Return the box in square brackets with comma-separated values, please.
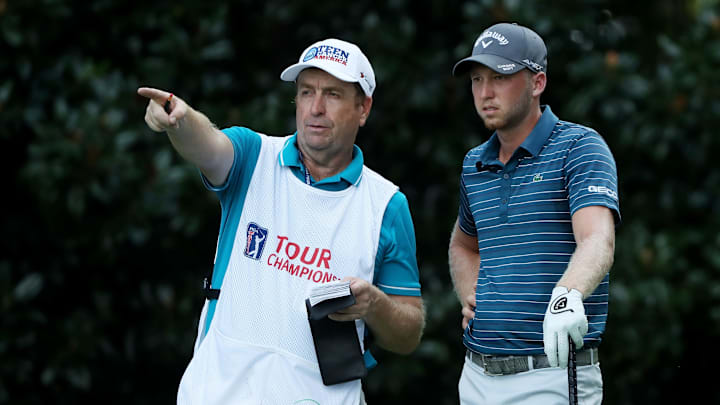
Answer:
[543, 286, 588, 368]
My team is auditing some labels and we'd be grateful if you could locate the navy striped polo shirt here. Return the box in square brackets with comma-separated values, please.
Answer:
[458, 105, 620, 355]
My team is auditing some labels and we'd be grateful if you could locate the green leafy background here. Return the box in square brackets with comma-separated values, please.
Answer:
[2, 0, 719, 403]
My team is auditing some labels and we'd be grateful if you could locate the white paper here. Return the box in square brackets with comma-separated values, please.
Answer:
[308, 280, 352, 307]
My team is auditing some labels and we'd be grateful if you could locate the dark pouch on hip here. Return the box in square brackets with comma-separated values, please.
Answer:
[305, 295, 367, 385]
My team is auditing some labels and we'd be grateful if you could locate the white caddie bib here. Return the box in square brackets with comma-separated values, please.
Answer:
[178, 134, 398, 405]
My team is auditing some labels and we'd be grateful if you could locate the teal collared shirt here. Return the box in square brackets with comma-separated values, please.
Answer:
[278, 133, 364, 189]
[199, 127, 421, 368]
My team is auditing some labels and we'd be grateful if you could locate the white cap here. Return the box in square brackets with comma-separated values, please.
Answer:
[280, 38, 376, 97]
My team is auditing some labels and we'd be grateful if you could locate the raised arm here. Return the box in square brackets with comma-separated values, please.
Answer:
[448, 220, 480, 330]
[137, 87, 234, 186]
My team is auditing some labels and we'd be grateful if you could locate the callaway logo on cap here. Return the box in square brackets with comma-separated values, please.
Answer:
[452, 22, 548, 76]
[280, 38, 376, 97]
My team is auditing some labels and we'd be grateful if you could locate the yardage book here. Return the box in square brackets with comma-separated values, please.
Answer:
[305, 280, 367, 385]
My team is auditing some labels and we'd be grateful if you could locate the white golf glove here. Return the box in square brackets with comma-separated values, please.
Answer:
[543, 286, 588, 368]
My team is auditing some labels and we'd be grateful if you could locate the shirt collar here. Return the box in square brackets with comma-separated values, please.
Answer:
[519, 105, 559, 157]
[279, 133, 365, 186]
[479, 105, 559, 162]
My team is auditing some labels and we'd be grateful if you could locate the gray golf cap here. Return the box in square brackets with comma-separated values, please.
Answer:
[453, 23, 547, 76]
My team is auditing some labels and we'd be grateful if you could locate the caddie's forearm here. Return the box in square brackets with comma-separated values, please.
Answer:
[165, 107, 230, 179]
[558, 231, 615, 298]
[364, 290, 425, 355]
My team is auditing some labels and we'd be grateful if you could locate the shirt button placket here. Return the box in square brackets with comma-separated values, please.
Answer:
[500, 171, 511, 222]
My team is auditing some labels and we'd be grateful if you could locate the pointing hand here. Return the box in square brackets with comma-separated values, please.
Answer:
[137, 87, 188, 131]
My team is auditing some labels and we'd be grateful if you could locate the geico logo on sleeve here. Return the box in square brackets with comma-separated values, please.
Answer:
[587, 185, 618, 200]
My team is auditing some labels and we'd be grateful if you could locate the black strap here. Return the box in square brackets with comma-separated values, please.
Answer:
[203, 276, 220, 300]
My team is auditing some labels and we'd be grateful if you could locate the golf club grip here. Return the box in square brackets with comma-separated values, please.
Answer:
[163, 99, 172, 114]
[568, 338, 578, 405]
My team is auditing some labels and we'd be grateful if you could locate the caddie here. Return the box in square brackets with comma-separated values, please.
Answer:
[138, 37, 425, 405]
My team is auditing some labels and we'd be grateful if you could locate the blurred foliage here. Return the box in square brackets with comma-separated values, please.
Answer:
[2, 0, 719, 403]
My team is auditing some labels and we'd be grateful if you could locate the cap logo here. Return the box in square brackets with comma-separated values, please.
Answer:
[302, 45, 349, 66]
[522, 58, 544, 72]
[302, 47, 318, 62]
[476, 30, 509, 48]
[497, 63, 516, 71]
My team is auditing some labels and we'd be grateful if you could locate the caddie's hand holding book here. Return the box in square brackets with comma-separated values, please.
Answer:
[305, 280, 367, 385]
[307, 280, 356, 319]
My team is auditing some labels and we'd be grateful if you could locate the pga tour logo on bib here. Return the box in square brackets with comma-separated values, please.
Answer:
[244, 222, 268, 260]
